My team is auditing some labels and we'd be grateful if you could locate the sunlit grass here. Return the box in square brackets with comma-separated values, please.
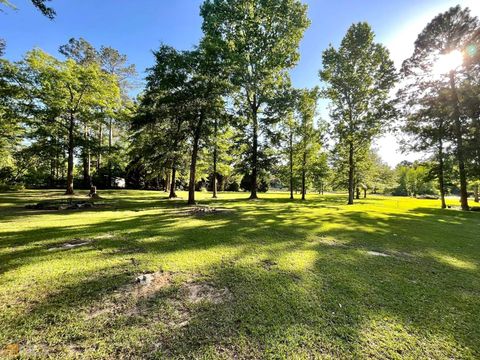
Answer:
[0, 190, 479, 358]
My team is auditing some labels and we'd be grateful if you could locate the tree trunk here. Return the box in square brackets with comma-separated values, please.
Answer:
[474, 185, 479, 203]
[449, 71, 469, 210]
[65, 114, 75, 195]
[363, 188, 367, 199]
[83, 125, 91, 187]
[348, 141, 354, 205]
[250, 98, 258, 199]
[288, 122, 294, 199]
[212, 118, 218, 198]
[97, 125, 103, 171]
[188, 112, 204, 205]
[301, 152, 307, 201]
[356, 186, 360, 200]
[165, 170, 171, 193]
[108, 117, 113, 188]
[438, 139, 447, 209]
[169, 165, 177, 199]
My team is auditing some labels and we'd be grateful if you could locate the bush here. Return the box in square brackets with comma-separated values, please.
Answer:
[258, 179, 269, 193]
[0, 183, 25, 192]
[226, 181, 240, 192]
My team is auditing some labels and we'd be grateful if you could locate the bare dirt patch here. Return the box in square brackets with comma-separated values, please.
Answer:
[85, 272, 232, 327]
[133, 271, 173, 298]
[25, 200, 108, 211]
[177, 206, 234, 217]
[260, 259, 278, 270]
[366, 250, 391, 257]
[47, 239, 91, 251]
[182, 282, 232, 304]
[317, 236, 416, 260]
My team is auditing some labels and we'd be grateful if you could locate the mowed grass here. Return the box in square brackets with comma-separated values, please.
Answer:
[0, 190, 479, 359]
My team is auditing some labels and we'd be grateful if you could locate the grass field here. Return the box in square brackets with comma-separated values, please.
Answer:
[0, 190, 479, 359]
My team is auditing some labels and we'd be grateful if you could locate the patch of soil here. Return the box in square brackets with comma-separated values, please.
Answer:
[85, 271, 175, 320]
[104, 248, 145, 256]
[180, 206, 234, 217]
[318, 238, 416, 260]
[182, 282, 232, 304]
[85, 272, 231, 328]
[260, 259, 278, 270]
[366, 250, 390, 257]
[47, 239, 91, 251]
[133, 271, 173, 298]
[25, 200, 108, 211]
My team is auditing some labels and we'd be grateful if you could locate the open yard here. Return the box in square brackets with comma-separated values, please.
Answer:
[0, 190, 479, 359]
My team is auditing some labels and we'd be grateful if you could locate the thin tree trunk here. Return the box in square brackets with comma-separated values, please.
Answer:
[212, 118, 218, 198]
[301, 152, 307, 201]
[356, 186, 360, 200]
[169, 165, 177, 199]
[289, 128, 294, 200]
[474, 185, 479, 203]
[250, 97, 258, 199]
[188, 112, 204, 205]
[65, 114, 75, 195]
[83, 125, 91, 187]
[363, 188, 367, 199]
[97, 124, 103, 171]
[348, 141, 354, 205]
[108, 117, 113, 188]
[449, 71, 469, 210]
[438, 138, 447, 209]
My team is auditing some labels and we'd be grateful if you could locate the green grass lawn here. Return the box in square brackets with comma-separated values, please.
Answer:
[0, 190, 479, 359]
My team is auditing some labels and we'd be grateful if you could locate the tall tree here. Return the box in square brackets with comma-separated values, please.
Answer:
[399, 83, 452, 209]
[25, 49, 120, 194]
[295, 87, 320, 200]
[320, 22, 397, 204]
[201, 0, 310, 199]
[59, 38, 136, 187]
[401, 6, 479, 210]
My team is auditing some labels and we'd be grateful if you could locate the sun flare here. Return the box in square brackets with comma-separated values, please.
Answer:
[432, 50, 464, 75]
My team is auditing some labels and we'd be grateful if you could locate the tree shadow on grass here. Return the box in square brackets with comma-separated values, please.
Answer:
[0, 192, 479, 357]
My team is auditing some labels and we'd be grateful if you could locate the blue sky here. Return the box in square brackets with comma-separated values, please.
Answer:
[2, 0, 479, 166]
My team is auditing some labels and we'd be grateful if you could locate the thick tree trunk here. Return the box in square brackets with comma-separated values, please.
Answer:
[363, 188, 367, 199]
[169, 165, 177, 199]
[356, 187, 360, 200]
[188, 112, 204, 205]
[348, 141, 354, 205]
[449, 71, 469, 210]
[250, 99, 258, 199]
[289, 129, 294, 200]
[65, 114, 75, 195]
[212, 118, 218, 199]
[474, 185, 479, 203]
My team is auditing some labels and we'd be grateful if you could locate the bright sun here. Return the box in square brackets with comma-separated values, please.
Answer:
[432, 50, 464, 76]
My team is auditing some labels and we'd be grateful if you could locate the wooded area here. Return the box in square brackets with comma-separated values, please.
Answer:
[1, 2, 480, 210]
